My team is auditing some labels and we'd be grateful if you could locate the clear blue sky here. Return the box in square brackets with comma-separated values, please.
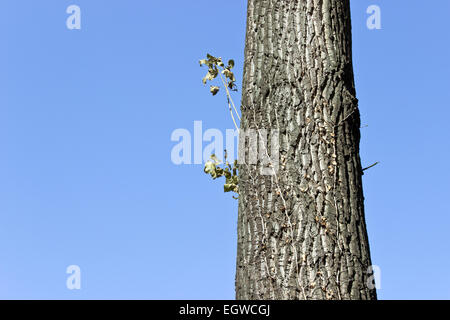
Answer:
[0, 0, 449, 300]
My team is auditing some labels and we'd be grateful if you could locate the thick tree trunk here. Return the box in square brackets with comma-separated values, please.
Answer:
[236, 0, 377, 300]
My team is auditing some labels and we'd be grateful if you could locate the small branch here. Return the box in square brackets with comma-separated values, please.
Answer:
[221, 75, 240, 121]
[227, 96, 239, 131]
[219, 71, 241, 126]
[362, 161, 379, 172]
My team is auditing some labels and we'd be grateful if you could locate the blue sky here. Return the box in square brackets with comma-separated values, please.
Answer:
[0, 0, 448, 299]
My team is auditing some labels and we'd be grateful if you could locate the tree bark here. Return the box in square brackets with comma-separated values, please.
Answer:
[236, 0, 377, 300]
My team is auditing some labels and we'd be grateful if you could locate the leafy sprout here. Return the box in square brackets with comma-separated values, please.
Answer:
[200, 54, 237, 92]
[200, 54, 241, 198]
[200, 54, 240, 130]
[204, 153, 239, 196]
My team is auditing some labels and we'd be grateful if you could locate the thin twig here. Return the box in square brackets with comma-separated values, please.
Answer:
[362, 161, 379, 171]
[218, 72, 239, 130]
[219, 71, 241, 122]
[336, 109, 356, 127]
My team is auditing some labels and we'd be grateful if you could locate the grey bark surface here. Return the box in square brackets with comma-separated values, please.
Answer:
[236, 0, 377, 300]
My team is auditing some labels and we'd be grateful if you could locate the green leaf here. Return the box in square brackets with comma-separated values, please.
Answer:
[202, 67, 218, 84]
[215, 167, 224, 178]
[204, 161, 216, 174]
[227, 59, 235, 69]
[206, 54, 223, 66]
[223, 167, 231, 179]
[202, 72, 213, 84]
[222, 69, 236, 83]
[210, 86, 220, 96]
[224, 182, 238, 193]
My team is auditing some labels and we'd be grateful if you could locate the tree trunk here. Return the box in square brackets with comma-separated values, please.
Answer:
[236, 0, 377, 300]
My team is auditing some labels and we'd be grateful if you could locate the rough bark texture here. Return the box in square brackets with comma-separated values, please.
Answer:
[236, 0, 377, 300]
